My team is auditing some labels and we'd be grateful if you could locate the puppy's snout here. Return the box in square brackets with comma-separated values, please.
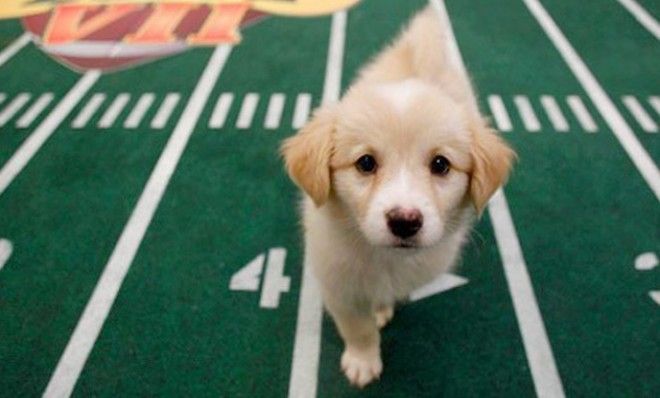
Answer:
[386, 208, 423, 239]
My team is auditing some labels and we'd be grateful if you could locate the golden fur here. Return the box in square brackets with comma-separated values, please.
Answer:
[282, 6, 515, 387]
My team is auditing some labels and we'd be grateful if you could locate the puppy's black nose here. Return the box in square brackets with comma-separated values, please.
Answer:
[386, 208, 423, 239]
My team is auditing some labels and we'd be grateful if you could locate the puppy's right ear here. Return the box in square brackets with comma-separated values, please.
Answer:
[281, 106, 335, 207]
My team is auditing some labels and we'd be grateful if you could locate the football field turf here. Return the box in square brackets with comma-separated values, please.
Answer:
[0, 0, 658, 396]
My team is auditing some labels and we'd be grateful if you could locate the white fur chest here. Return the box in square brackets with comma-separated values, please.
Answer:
[304, 199, 469, 312]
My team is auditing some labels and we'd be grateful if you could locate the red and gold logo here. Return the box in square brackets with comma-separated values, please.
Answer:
[0, 0, 361, 72]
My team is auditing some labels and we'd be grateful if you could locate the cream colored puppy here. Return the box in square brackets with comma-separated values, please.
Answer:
[282, 6, 515, 388]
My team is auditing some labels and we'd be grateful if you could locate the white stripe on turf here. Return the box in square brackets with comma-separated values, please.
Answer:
[649, 96, 660, 118]
[0, 93, 31, 127]
[264, 93, 286, 130]
[0, 33, 31, 68]
[209, 93, 234, 128]
[124, 93, 155, 129]
[72, 93, 105, 129]
[622, 96, 658, 133]
[0, 71, 100, 196]
[98, 93, 130, 128]
[488, 94, 513, 132]
[43, 45, 233, 398]
[16, 93, 54, 128]
[431, 1, 566, 397]
[541, 95, 569, 132]
[150, 93, 180, 129]
[292, 93, 312, 129]
[0, 238, 12, 272]
[514, 95, 542, 132]
[488, 190, 567, 398]
[236, 93, 259, 129]
[288, 11, 346, 398]
[567, 95, 598, 133]
[616, 0, 660, 40]
[524, 0, 660, 200]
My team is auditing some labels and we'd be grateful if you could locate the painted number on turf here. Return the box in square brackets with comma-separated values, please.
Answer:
[635, 252, 660, 306]
[230, 248, 291, 309]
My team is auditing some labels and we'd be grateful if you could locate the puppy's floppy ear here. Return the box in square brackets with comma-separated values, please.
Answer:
[469, 121, 516, 215]
[281, 106, 336, 207]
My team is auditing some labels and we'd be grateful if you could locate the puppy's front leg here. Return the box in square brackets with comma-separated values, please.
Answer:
[330, 309, 382, 388]
[375, 305, 394, 329]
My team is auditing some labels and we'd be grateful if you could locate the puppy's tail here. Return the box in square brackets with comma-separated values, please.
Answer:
[358, 4, 476, 110]
[398, 5, 451, 83]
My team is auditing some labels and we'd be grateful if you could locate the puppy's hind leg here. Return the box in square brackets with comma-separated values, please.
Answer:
[329, 309, 383, 388]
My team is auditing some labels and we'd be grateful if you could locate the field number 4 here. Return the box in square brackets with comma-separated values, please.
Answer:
[230, 248, 291, 309]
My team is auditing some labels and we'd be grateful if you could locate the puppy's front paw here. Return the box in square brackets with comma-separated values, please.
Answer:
[341, 347, 382, 388]
[375, 306, 394, 329]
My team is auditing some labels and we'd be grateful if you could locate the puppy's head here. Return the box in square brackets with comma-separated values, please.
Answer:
[282, 79, 514, 249]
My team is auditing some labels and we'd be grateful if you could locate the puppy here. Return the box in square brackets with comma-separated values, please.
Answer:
[282, 6, 515, 388]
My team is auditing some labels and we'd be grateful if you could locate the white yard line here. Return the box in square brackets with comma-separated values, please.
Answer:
[541, 95, 569, 132]
[124, 93, 155, 129]
[98, 93, 130, 128]
[0, 239, 12, 272]
[0, 33, 31, 68]
[236, 93, 259, 129]
[488, 190, 566, 398]
[649, 96, 660, 117]
[43, 45, 233, 398]
[292, 93, 312, 129]
[567, 95, 598, 133]
[209, 93, 234, 128]
[0, 71, 100, 196]
[622, 96, 658, 133]
[0, 93, 6, 106]
[524, 0, 660, 200]
[488, 94, 513, 132]
[72, 93, 106, 129]
[0, 93, 31, 127]
[432, 1, 566, 397]
[150, 93, 180, 129]
[514, 95, 542, 132]
[264, 93, 286, 130]
[16, 93, 54, 129]
[617, 0, 660, 40]
[288, 11, 346, 398]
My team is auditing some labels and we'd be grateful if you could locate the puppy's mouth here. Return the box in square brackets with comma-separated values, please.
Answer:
[392, 239, 418, 249]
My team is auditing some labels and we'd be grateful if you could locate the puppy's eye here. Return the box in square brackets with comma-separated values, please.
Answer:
[355, 154, 377, 174]
[430, 155, 451, 176]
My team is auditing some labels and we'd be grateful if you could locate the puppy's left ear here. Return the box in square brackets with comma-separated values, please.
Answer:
[281, 106, 336, 207]
[469, 121, 516, 215]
